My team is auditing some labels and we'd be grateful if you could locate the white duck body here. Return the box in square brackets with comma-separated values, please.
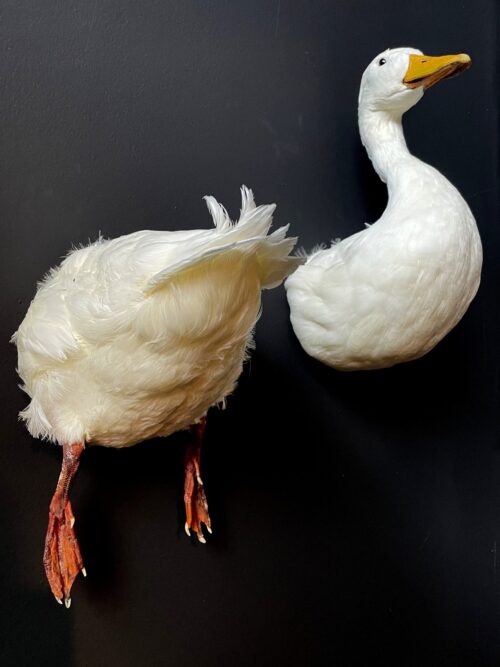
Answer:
[286, 47, 482, 370]
[14, 187, 302, 447]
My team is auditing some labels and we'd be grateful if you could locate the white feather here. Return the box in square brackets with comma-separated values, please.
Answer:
[13, 186, 303, 446]
[286, 47, 482, 370]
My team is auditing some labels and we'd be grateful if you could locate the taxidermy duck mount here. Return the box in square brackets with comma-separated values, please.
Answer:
[13, 186, 302, 607]
[286, 48, 482, 370]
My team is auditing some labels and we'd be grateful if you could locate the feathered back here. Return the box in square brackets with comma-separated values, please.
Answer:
[13, 185, 303, 446]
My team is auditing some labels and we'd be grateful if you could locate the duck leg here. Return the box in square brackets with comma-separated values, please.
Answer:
[43, 442, 86, 607]
[184, 418, 212, 543]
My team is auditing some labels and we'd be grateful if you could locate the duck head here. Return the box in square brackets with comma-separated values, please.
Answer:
[358, 47, 471, 115]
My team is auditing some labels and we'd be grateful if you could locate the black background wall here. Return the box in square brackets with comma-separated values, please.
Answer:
[0, 2, 498, 665]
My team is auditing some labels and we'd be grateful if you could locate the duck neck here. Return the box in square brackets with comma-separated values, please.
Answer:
[358, 108, 411, 184]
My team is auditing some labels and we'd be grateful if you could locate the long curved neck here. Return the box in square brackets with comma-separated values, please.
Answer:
[358, 108, 411, 184]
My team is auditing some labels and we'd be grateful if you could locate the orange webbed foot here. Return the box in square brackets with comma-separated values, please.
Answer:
[184, 466, 212, 543]
[184, 419, 212, 543]
[44, 499, 86, 607]
[44, 441, 85, 607]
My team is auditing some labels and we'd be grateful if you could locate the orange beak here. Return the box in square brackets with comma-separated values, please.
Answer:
[403, 53, 471, 90]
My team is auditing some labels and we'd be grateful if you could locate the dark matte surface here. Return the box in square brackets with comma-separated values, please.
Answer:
[0, 2, 498, 665]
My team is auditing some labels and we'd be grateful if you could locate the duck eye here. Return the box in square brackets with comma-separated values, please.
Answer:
[378, 58, 386, 66]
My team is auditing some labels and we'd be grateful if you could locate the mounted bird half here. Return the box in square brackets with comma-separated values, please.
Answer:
[13, 186, 302, 607]
[286, 48, 482, 370]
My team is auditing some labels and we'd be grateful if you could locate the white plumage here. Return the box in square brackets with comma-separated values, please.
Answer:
[14, 186, 302, 606]
[286, 47, 482, 370]
[14, 186, 301, 447]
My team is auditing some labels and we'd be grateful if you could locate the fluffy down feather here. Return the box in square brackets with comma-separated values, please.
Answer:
[13, 186, 302, 446]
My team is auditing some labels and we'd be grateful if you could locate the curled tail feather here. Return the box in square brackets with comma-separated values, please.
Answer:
[146, 185, 303, 293]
